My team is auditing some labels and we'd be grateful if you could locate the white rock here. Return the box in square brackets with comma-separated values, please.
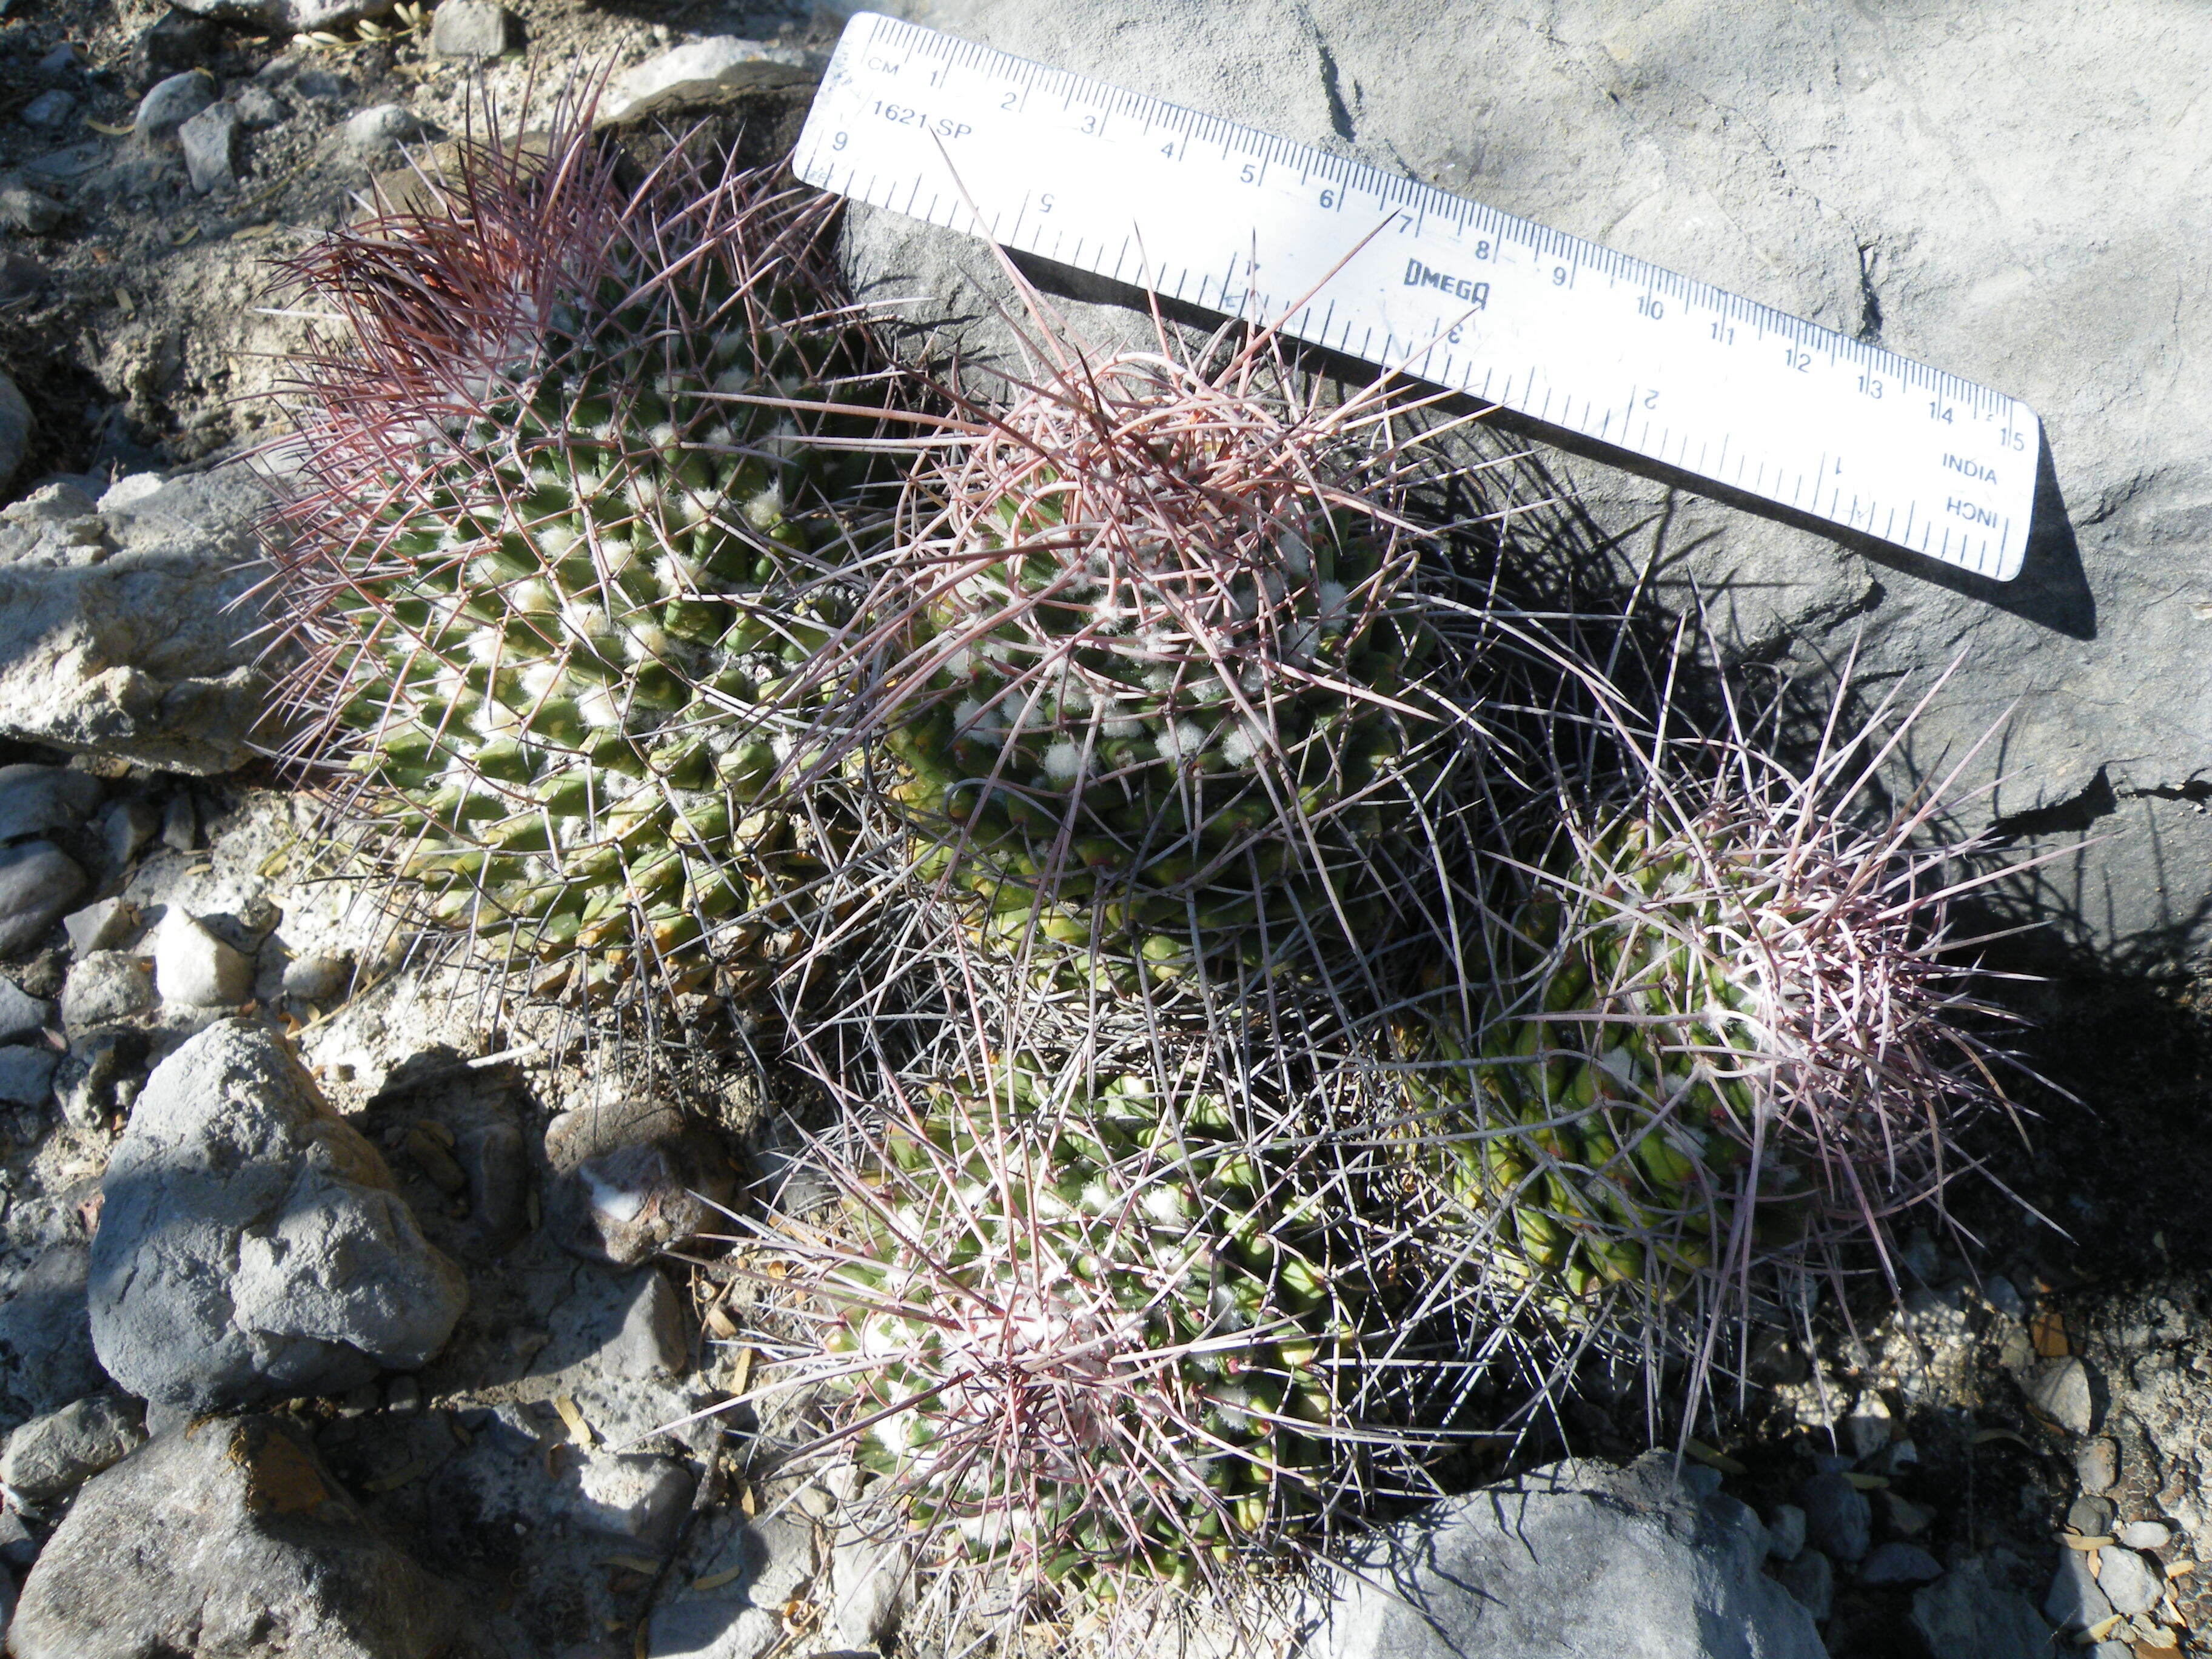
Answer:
[429, 0, 512, 58]
[597, 36, 820, 123]
[154, 910, 253, 1008]
[0, 187, 62, 236]
[2097, 1547, 2160, 1617]
[343, 104, 433, 156]
[563, 1449, 694, 1545]
[2118, 1520, 2173, 1550]
[2027, 1356, 2096, 1435]
[280, 951, 350, 1002]
[133, 70, 215, 146]
[0, 1394, 144, 1501]
[61, 951, 157, 1033]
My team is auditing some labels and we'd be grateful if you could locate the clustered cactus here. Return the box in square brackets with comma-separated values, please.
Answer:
[259, 95, 2028, 1656]
[266, 117, 891, 997]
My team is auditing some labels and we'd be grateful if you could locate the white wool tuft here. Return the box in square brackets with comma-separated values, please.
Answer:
[1043, 741, 1085, 785]
[578, 685, 623, 729]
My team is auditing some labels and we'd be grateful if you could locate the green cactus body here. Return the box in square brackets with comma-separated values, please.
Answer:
[879, 457, 1463, 985]
[284, 139, 892, 995]
[817, 1068, 1362, 1592]
[1403, 817, 1818, 1308]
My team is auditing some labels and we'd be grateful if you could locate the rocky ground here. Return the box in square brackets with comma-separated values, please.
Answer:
[1, 0, 2210, 1657]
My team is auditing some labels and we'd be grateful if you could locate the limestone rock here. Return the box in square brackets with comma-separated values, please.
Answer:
[0, 842, 85, 960]
[133, 69, 214, 146]
[61, 950, 157, 1034]
[596, 36, 819, 126]
[833, 0, 2212, 962]
[0, 1242, 105, 1422]
[153, 908, 252, 1007]
[1304, 1455, 1823, 1658]
[1911, 1558, 2054, 1659]
[0, 977, 49, 1043]
[8, 1415, 464, 1659]
[0, 1045, 57, 1107]
[0, 1392, 145, 1501]
[179, 99, 240, 193]
[164, 0, 398, 33]
[428, 0, 512, 58]
[0, 463, 272, 775]
[89, 1020, 469, 1413]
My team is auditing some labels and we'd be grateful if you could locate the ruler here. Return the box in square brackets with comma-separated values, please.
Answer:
[794, 12, 2040, 581]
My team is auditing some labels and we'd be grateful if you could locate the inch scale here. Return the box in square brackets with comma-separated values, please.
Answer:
[794, 13, 2041, 581]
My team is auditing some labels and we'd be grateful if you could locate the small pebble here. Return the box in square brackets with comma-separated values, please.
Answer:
[0, 976, 49, 1043]
[278, 950, 350, 1004]
[2026, 1356, 2096, 1435]
[429, 0, 514, 58]
[232, 84, 285, 127]
[1984, 1275, 2028, 1321]
[2117, 1520, 2173, 1550]
[0, 185, 62, 235]
[179, 101, 238, 194]
[2068, 1493, 2116, 1536]
[2046, 1549, 2114, 1631]
[1796, 1469, 1871, 1563]
[2076, 1436, 2119, 1495]
[36, 42, 79, 74]
[1880, 1491, 1935, 1537]
[343, 104, 432, 156]
[2096, 1546, 2160, 1617]
[1763, 1503, 1806, 1562]
[1773, 1549, 1833, 1620]
[0, 1046, 58, 1107]
[98, 797, 159, 871]
[159, 791, 196, 854]
[133, 69, 215, 146]
[152, 910, 252, 1008]
[60, 951, 156, 1033]
[0, 842, 86, 957]
[1844, 1391, 1892, 1460]
[386, 1375, 421, 1413]
[796, 1483, 836, 1520]
[22, 89, 73, 129]
[62, 897, 135, 957]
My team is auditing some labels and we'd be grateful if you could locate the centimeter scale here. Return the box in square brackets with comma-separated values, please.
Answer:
[794, 12, 2041, 581]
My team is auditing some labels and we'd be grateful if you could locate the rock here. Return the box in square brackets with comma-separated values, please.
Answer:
[2028, 1356, 2096, 1435]
[647, 1512, 816, 1659]
[0, 765, 102, 845]
[167, 0, 401, 35]
[429, 0, 512, 58]
[828, 1526, 910, 1652]
[1303, 1455, 1823, 1659]
[0, 372, 28, 497]
[133, 69, 214, 146]
[597, 36, 820, 125]
[0, 463, 272, 774]
[2068, 1492, 2116, 1535]
[1911, 1558, 2054, 1659]
[612, 1269, 689, 1379]
[279, 949, 349, 1002]
[2046, 1548, 2115, 1633]
[1795, 1468, 1872, 1564]
[1881, 1490, 1936, 1537]
[1857, 1541, 1943, 1587]
[546, 1096, 734, 1268]
[61, 951, 157, 1033]
[96, 797, 160, 870]
[0, 1392, 145, 1501]
[1772, 1549, 1833, 1621]
[2077, 1436, 2120, 1495]
[153, 908, 253, 1007]
[62, 898, 136, 957]
[2118, 1520, 2173, 1550]
[564, 1448, 695, 1546]
[179, 99, 240, 193]
[826, 0, 2212, 962]
[0, 1242, 104, 1421]
[0, 186, 62, 235]
[0, 1046, 57, 1107]
[344, 104, 434, 156]
[36, 42, 78, 73]
[22, 89, 73, 129]
[0, 977, 49, 1043]
[1843, 1390, 1892, 1460]
[133, 8, 216, 87]
[455, 1118, 528, 1250]
[232, 82, 285, 127]
[89, 1020, 469, 1413]
[0, 842, 85, 960]
[8, 1415, 464, 1659]
[159, 790, 196, 852]
[2096, 1546, 2160, 1617]
[53, 1027, 147, 1133]
[1763, 1502, 1807, 1562]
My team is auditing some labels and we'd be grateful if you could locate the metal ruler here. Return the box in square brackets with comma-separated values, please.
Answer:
[794, 12, 2040, 580]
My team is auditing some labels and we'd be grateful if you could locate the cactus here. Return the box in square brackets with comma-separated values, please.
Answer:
[263, 110, 893, 997]
[1392, 693, 2020, 1352]
[757, 1057, 1453, 1626]
[828, 335, 1485, 988]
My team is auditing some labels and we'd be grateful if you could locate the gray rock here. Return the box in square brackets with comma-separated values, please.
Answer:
[0, 1392, 144, 1501]
[0, 1242, 104, 1421]
[22, 89, 72, 129]
[0, 372, 28, 498]
[1762, 1502, 1806, 1562]
[828, 1526, 910, 1653]
[613, 1269, 689, 1379]
[1858, 1541, 1943, 1587]
[2028, 1356, 2096, 1435]
[232, 82, 285, 127]
[1795, 1468, 1872, 1564]
[167, 0, 401, 33]
[159, 789, 196, 853]
[89, 1020, 469, 1413]
[2118, 1520, 2172, 1550]
[179, 99, 240, 193]
[36, 42, 78, 73]
[0, 977, 49, 1043]
[0, 186, 62, 235]
[1304, 1455, 1823, 1659]
[596, 36, 819, 124]
[0, 1046, 57, 1107]
[8, 1415, 463, 1659]
[343, 103, 433, 156]
[53, 1027, 146, 1133]
[133, 69, 214, 146]
[1911, 1558, 2054, 1659]
[2077, 1437, 2120, 1495]
[0, 765, 101, 845]
[278, 949, 350, 1003]
[830, 0, 2212, 963]
[647, 1512, 816, 1659]
[62, 897, 136, 957]
[153, 908, 252, 1007]
[429, 0, 512, 58]
[555, 1138, 723, 1268]
[2046, 1548, 2115, 1633]
[61, 951, 157, 1034]
[563, 1448, 695, 1545]
[2096, 1546, 2160, 1617]
[1772, 1548, 1833, 1622]
[0, 842, 85, 960]
[2068, 1492, 2116, 1536]
[96, 797, 160, 871]
[0, 463, 272, 774]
